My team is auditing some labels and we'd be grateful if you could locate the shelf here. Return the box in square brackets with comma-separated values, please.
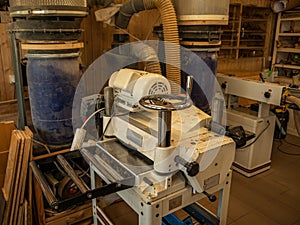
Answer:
[274, 64, 300, 70]
[242, 18, 268, 22]
[280, 17, 300, 21]
[222, 30, 238, 33]
[219, 4, 272, 60]
[277, 48, 300, 53]
[279, 33, 300, 37]
[240, 39, 264, 42]
[239, 46, 264, 50]
[220, 46, 238, 50]
[241, 30, 266, 34]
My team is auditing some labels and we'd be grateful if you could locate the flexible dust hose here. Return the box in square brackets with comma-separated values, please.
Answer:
[154, 0, 181, 94]
[271, 0, 300, 13]
[116, 0, 181, 94]
[131, 41, 162, 74]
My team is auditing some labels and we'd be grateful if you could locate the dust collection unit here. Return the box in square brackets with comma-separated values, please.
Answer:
[8, 0, 298, 225]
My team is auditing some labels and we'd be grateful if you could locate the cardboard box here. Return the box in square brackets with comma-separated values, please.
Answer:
[0, 121, 16, 188]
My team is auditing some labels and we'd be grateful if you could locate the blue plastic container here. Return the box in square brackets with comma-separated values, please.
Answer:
[27, 52, 80, 145]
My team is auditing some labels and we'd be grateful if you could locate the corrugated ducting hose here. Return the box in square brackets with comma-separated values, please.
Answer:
[271, 0, 300, 13]
[116, 0, 181, 94]
[131, 42, 162, 74]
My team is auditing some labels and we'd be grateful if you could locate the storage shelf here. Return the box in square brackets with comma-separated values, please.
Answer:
[277, 48, 300, 53]
[280, 17, 300, 21]
[242, 18, 268, 22]
[220, 4, 272, 60]
[279, 33, 300, 37]
[220, 46, 238, 50]
[239, 46, 264, 49]
[274, 63, 300, 70]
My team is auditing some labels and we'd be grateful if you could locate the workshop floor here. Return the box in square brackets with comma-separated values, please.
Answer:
[198, 134, 300, 225]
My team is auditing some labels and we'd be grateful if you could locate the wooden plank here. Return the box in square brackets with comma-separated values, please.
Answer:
[32, 148, 71, 161]
[33, 176, 46, 225]
[0, 121, 15, 153]
[230, 0, 271, 7]
[2, 130, 21, 200]
[2, 130, 23, 225]
[217, 57, 263, 73]
[9, 130, 25, 225]
[21, 42, 84, 50]
[0, 32, 6, 101]
[12, 128, 32, 225]
[45, 203, 92, 225]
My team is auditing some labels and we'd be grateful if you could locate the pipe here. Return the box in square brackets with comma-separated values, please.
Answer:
[272, 0, 300, 13]
[116, 0, 155, 29]
[131, 41, 161, 74]
[116, 0, 181, 94]
[155, 0, 181, 94]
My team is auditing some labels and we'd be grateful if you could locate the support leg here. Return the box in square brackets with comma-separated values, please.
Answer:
[9, 31, 26, 129]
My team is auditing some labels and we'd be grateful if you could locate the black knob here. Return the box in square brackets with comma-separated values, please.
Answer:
[221, 83, 227, 89]
[203, 191, 217, 202]
[186, 161, 200, 177]
[264, 91, 271, 98]
[175, 156, 200, 177]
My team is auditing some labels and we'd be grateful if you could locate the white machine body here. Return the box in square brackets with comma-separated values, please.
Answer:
[82, 69, 236, 225]
[109, 68, 171, 111]
[217, 73, 285, 177]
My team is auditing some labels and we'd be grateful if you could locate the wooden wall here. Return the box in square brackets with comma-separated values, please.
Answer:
[0, 0, 274, 104]
[0, 23, 14, 102]
[230, 0, 271, 8]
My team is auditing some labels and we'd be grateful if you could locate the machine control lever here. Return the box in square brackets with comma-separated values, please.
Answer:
[175, 156, 199, 177]
[203, 191, 217, 202]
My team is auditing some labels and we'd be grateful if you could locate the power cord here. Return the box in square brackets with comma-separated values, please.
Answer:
[237, 120, 270, 150]
[276, 139, 300, 156]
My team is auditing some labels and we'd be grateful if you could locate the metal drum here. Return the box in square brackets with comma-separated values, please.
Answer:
[172, 0, 230, 25]
[9, 0, 88, 17]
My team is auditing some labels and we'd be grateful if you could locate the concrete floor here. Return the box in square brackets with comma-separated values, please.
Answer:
[197, 134, 300, 225]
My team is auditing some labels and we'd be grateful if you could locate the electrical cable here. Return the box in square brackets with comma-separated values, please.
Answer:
[276, 139, 300, 156]
[33, 139, 51, 153]
[283, 139, 300, 147]
[99, 110, 131, 141]
[81, 107, 105, 129]
[237, 120, 270, 149]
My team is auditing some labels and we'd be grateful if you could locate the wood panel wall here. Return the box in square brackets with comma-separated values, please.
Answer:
[0, 23, 14, 102]
[0, 0, 273, 104]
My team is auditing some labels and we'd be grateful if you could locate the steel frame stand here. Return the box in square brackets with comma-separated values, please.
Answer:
[90, 161, 232, 225]
[8, 27, 27, 130]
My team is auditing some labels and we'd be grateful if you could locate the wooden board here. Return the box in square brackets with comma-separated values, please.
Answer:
[2, 130, 23, 225]
[21, 42, 84, 50]
[13, 128, 32, 225]
[230, 0, 271, 7]
[1, 128, 33, 225]
[9, 130, 25, 225]
[2, 130, 22, 201]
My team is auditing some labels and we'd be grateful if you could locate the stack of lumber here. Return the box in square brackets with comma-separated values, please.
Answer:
[1, 127, 33, 225]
